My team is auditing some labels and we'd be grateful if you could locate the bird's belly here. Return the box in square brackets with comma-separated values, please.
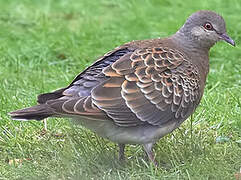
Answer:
[71, 117, 177, 144]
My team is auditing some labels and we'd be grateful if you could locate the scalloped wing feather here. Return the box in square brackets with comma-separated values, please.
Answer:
[37, 45, 201, 127]
[92, 46, 201, 126]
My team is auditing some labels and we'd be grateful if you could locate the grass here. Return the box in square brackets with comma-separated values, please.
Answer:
[0, 0, 241, 179]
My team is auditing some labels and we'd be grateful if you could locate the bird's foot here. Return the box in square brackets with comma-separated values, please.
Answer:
[143, 143, 158, 167]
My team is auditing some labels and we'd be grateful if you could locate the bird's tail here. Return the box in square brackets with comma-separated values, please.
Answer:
[9, 104, 54, 121]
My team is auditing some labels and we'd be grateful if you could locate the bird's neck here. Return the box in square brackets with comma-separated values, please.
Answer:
[171, 30, 210, 53]
[170, 31, 210, 84]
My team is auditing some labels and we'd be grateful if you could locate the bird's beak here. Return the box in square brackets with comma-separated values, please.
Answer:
[220, 33, 235, 46]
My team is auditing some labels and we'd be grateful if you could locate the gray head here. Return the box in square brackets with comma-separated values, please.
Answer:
[174, 10, 235, 50]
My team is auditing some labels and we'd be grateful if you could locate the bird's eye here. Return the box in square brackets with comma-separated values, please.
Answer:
[204, 22, 213, 30]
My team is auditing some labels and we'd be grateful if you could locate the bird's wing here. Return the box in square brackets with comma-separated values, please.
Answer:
[37, 48, 132, 104]
[91, 47, 201, 126]
[44, 46, 201, 127]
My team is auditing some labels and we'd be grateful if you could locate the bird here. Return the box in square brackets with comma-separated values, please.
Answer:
[9, 10, 235, 165]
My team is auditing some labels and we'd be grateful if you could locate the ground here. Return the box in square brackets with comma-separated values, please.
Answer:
[0, 0, 241, 179]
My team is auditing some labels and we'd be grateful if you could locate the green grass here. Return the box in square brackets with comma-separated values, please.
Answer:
[0, 0, 241, 179]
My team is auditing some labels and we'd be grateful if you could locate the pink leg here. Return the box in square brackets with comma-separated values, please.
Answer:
[143, 143, 158, 166]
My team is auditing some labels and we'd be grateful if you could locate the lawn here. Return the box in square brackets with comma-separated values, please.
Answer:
[0, 0, 241, 179]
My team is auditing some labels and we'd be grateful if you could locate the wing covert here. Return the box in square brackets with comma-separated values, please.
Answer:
[92, 47, 201, 126]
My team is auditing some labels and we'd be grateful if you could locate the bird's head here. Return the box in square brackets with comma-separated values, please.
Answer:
[178, 10, 235, 49]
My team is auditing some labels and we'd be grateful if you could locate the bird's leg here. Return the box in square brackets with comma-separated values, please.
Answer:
[118, 143, 125, 161]
[40, 119, 48, 135]
[143, 143, 158, 166]
[43, 119, 47, 131]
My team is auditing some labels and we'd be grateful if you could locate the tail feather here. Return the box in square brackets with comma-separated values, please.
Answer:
[9, 104, 54, 121]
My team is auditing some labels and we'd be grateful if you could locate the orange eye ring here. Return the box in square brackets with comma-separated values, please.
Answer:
[204, 22, 213, 30]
